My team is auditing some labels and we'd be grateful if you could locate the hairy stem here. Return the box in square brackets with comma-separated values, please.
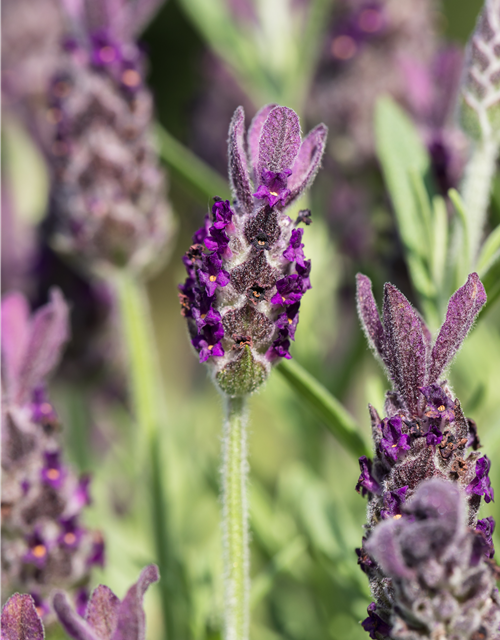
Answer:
[113, 269, 177, 640]
[461, 138, 499, 272]
[222, 395, 250, 640]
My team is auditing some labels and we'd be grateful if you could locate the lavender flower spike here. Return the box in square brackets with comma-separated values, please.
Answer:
[354, 274, 498, 639]
[1, 594, 44, 640]
[53, 565, 160, 640]
[365, 479, 500, 639]
[2, 290, 104, 620]
[180, 105, 327, 396]
[44, 0, 173, 275]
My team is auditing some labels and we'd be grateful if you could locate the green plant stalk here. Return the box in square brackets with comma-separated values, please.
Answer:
[222, 395, 250, 640]
[461, 138, 499, 271]
[113, 269, 176, 640]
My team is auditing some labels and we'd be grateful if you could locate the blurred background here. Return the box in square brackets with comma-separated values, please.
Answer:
[3, 0, 500, 638]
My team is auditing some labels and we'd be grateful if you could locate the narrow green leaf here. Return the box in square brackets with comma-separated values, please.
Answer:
[375, 96, 430, 258]
[409, 169, 433, 245]
[276, 359, 369, 459]
[477, 224, 500, 275]
[480, 252, 500, 312]
[448, 188, 471, 287]
[431, 195, 448, 295]
[155, 124, 230, 202]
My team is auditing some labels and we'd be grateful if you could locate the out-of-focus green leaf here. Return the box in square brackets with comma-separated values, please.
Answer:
[449, 188, 471, 288]
[276, 360, 369, 459]
[431, 196, 448, 302]
[477, 224, 500, 275]
[480, 251, 500, 312]
[155, 124, 230, 203]
[375, 96, 430, 258]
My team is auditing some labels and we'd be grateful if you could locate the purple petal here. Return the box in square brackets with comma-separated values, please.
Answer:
[53, 592, 100, 640]
[85, 585, 120, 640]
[258, 106, 301, 178]
[383, 284, 427, 415]
[247, 104, 277, 181]
[111, 565, 159, 640]
[1, 594, 44, 640]
[1, 292, 31, 403]
[228, 106, 253, 215]
[284, 124, 328, 205]
[429, 273, 487, 384]
[16, 288, 69, 406]
[356, 274, 385, 364]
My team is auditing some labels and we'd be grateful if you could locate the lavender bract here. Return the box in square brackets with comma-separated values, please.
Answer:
[354, 273, 499, 638]
[53, 564, 159, 640]
[179, 105, 327, 396]
[1, 593, 44, 640]
[1, 290, 104, 620]
[43, 0, 172, 275]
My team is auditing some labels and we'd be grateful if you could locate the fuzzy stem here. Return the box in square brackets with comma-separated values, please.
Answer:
[222, 395, 250, 640]
[113, 269, 176, 640]
[461, 138, 499, 272]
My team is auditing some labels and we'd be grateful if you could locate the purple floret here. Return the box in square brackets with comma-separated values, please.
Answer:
[271, 274, 304, 306]
[58, 517, 84, 549]
[192, 323, 225, 363]
[381, 486, 408, 519]
[361, 603, 391, 639]
[41, 450, 66, 488]
[31, 386, 58, 425]
[476, 517, 496, 559]
[379, 417, 410, 462]
[266, 330, 292, 361]
[296, 259, 312, 292]
[24, 530, 49, 569]
[283, 228, 306, 267]
[199, 253, 230, 297]
[356, 456, 381, 497]
[212, 198, 234, 229]
[420, 384, 455, 422]
[205, 227, 231, 258]
[467, 456, 494, 503]
[254, 169, 292, 207]
[276, 302, 300, 340]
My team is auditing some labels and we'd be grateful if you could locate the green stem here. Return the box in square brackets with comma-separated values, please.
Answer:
[113, 269, 176, 640]
[222, 396, 250, 640]
[461, 138, 499, 271]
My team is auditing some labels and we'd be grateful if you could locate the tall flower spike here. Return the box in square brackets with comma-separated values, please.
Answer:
[1, 290, 104, 620]
[53, 564, 159, 640]
[460, 0, 500, 141]
[180, 105, 327, 396]
[354, 274, 496, 639]
[43, 0, 173, 275]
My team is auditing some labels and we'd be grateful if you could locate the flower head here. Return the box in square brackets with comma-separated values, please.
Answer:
[179, 105, 327, 396]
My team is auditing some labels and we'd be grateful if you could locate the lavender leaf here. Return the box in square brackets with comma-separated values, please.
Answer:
[85, 586, 120, 640]
[257, 106, 301, 179]
[228, 106, 253, 215]
[247, 103, 277, 182]
[1, 594, 45, 640]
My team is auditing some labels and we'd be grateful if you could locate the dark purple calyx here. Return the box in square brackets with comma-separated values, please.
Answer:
[361, 603, 391, 640]
[381, 486, 408, 519]
[476, 517, 495, 559]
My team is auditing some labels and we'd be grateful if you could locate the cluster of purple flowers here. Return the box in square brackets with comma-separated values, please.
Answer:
[355, 273, 500, 638]
[179, 105, 327, 396]
[1, 290, 104, 620]
[43, 0, 171, 273]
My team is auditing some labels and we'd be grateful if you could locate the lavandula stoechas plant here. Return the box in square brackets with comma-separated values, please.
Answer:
[1, 290, 104, 620]
[355, 273, 500, 638]
[1, 564, 159, 640]
[179, 105, 327, 640]
[44, 0, 172, 276]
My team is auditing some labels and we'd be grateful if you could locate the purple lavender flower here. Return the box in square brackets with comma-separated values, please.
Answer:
[355, 273, 500, 638]
[53, 564, 159, 640]
[180, 105, 327, 396]
[364, 479, 500, 639]
[1, 290, 104, 619]
[43, 0, 172, 274]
